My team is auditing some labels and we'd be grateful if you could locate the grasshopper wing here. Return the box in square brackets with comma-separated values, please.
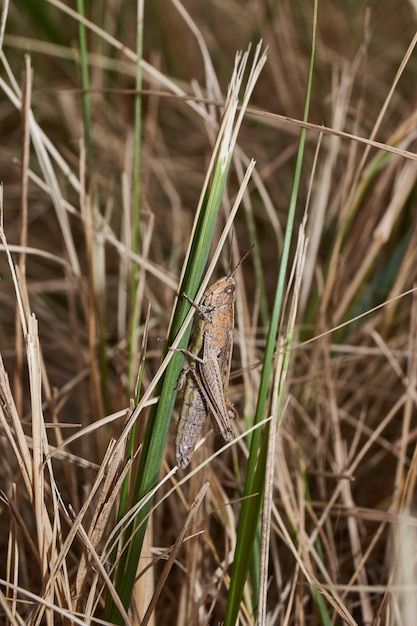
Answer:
[197, 338, 236, 442]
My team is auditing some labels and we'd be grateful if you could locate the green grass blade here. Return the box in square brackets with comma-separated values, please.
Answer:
[127, 0, 144, 391]
[116, 0, 145, 545]
[105, 152, 237, 625]
[224, 5, 318, 623]
[76, 0, 92, 167]
[104, 45, 266, 624]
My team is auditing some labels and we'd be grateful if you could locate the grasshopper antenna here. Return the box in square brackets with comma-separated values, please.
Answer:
[228, 244, 255, 280]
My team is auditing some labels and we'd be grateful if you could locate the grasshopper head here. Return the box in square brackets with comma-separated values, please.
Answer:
[204, 276, 236, 307]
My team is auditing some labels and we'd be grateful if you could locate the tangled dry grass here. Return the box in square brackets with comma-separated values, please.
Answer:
[1, 1, 417, 624]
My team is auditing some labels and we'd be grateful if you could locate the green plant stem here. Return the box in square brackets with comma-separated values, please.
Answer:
[76, 0, 92, 168]
[224, 4, 318, 623]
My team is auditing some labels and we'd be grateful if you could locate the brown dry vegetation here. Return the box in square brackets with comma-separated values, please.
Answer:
[1, 1, 417, 625]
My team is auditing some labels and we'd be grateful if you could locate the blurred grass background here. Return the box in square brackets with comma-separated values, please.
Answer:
[2, 1, 417, 624]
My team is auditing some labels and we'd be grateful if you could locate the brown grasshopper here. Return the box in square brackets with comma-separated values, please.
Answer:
[175, 248, 252, 468]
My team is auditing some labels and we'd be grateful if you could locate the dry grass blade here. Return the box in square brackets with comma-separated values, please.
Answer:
[258, 214, 308, 625]
[0, 353, 32, 494]
[27, 316, 50, 580]
[389, 513, 417, 626]
[140, 482, 210, 626]
[74, 437, 130, 613]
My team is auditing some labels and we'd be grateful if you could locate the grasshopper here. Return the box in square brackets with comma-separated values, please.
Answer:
[175, 248, 252, 468]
